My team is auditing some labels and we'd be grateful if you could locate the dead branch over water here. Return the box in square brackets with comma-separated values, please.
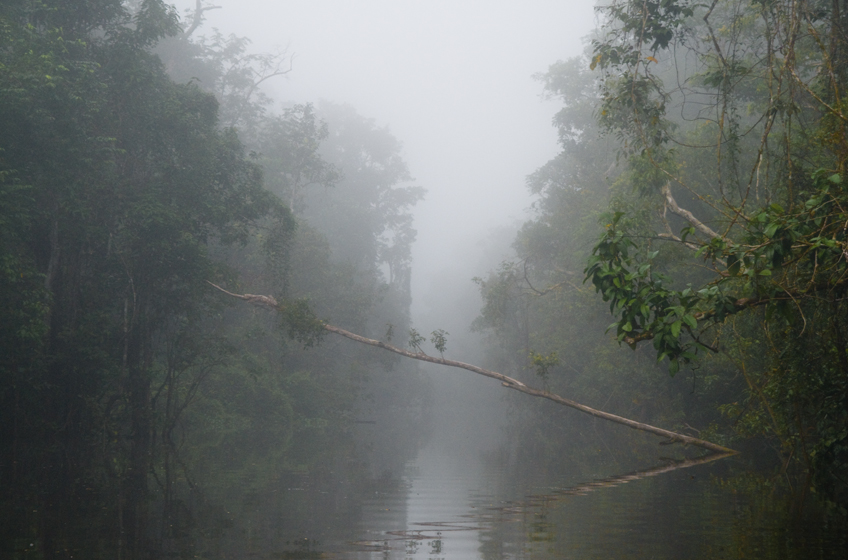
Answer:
[208, 282, 737, 455]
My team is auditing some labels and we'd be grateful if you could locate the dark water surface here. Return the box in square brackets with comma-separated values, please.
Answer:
[7, 368, 847, 559]
[8, 436, 848, 558]
[166, 439, 846, 560]
[318, 446, 847, 560]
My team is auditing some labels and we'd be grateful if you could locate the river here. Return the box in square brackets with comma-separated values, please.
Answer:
[149, 370, 847, 560]
[158, 435, 846, 560]
[7, 372, 847, 559]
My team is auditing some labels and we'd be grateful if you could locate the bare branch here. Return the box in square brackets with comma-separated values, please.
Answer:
[205, 281, 279, 308]
[659, 204, 701, 251]
[207, 281, 738, 455]
[183, 0, 222, 39]
[789, 67, 848, 123]
[521, 259, 571, 296]
[662, 182, 721, 239]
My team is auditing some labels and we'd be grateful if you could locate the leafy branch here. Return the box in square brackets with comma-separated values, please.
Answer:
[585, 171, 848, 373]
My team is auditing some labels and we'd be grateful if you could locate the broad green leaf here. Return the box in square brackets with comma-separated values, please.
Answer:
[671, 320, 681, 338]
[727, 254, 740, 276]
[669, 359, 680, 376]
[764, 222, 780, 238]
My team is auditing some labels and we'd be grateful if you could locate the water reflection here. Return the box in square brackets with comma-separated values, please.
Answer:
[339, 446, 846, 560]
[9, 436, 846, 559]
[7, 410, 846, 560]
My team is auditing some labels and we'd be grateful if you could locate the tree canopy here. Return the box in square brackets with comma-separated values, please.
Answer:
[475, 0, 848, 499]
[0, 1, 429, 556]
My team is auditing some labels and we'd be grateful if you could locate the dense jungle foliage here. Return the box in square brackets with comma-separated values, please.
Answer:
[3, 0, 848, 556]
[0, 1, 429, 557]
[475, 0, 848, 502]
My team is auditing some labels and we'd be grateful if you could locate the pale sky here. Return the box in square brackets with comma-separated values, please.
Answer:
[173, 1, 598, 320]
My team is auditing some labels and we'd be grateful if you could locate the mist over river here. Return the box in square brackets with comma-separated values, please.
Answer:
[139, 368, 848, 560]
[3, 1, 848, 558]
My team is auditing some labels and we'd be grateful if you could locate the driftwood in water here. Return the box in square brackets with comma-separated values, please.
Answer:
[208, 282, 737, 455]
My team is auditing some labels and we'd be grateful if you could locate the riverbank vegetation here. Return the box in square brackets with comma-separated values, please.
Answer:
[474, 0, 848, 502]
[0, 1, 429, 557]
[1, 0, 847, 557]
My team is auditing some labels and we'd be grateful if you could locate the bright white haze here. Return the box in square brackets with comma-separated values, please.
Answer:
[172, 0, 597, 322]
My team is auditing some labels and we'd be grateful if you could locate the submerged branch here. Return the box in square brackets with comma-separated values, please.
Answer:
[207, 282, 737, 455]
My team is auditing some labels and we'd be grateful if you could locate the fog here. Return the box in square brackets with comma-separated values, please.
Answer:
[172, 0, 597, 323]
[7, 1, 846, 556]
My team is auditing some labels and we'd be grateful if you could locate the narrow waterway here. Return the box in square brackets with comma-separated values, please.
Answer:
[237, 365, 848, 560]
[10, 370, 846, 559]
[333, 440, 846, 560]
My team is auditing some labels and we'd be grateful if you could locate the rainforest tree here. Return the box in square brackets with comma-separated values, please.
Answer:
[483, 0, 847, 494]
[0, 1, 288, 555]
[588, 0, 847, 491]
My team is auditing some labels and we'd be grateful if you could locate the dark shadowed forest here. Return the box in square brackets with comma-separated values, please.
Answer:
[1, 1, 847, 559]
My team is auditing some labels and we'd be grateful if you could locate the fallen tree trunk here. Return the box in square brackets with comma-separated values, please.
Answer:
[209, 282, 737, 455]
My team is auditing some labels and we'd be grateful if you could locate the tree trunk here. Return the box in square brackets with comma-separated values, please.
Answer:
[123, 319, 152, 559]
[208, 282, 738, 455]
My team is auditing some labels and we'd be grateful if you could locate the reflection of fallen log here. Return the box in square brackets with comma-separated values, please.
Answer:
[386, 530, 430, 541]
[208, 282, 737, 454]
[348, 540, 391, 551]
[371, 456, 735, 547]
[491, 452, 734, 515]
[386, 521, 486, 541]
[411, 521, 485, 530]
